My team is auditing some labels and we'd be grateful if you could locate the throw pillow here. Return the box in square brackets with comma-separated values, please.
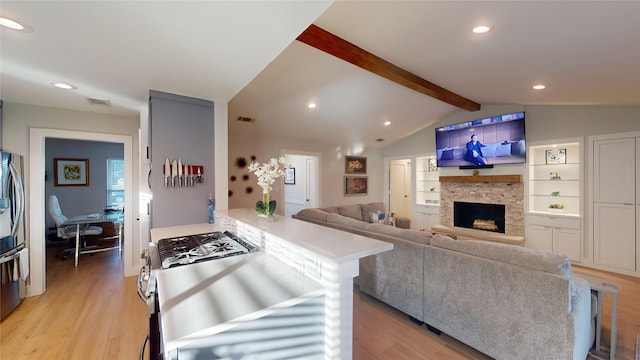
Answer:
[441, 149, 454, 160]
[482, 143, 499, 158]
[361, 202, 386, 223]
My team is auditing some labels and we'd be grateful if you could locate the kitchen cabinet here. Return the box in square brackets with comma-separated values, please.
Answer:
[591, 134, 639, 274]
[526, 214, 582, 262]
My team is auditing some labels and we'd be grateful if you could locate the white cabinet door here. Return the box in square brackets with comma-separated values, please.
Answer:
[553, 227, 581, 262]
[593, 137, 636, 204]
[527, 224, 553, 253]
[426, 212, 440, 231]
[594, 202, 636, 270]
[411, 210, 428, 231]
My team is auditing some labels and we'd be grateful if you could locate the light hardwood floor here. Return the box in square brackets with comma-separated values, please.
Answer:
[1, 247, 638, 359]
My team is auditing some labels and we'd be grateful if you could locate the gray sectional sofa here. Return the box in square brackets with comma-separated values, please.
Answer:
[292, 204, 593, 360]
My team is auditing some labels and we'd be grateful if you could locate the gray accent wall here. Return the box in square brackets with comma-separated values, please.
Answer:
[149, 90, 215, 228]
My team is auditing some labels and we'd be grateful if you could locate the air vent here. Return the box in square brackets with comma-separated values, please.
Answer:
[236, 116, 255, 123]
[86, 97, 111, 107]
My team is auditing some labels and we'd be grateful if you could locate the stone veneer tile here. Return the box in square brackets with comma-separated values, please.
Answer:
[440, 182, 525, 237]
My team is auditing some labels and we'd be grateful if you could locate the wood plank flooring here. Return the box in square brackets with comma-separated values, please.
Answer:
[1, 246, 638, 359]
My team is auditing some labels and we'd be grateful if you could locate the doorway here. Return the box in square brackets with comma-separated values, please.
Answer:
[283, 152, 320, 218]
[28, 128, 134, 296]
[387, 158, 412, 220]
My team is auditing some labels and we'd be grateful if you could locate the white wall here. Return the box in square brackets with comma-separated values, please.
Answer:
[3, 102, 140, 294]
[228, 130, 383, 212]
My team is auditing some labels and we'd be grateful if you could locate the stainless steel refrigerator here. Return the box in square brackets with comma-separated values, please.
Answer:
[0, 151, 26, 321]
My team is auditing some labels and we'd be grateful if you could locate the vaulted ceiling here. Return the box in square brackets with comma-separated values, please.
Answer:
[2, 1, 639, 148]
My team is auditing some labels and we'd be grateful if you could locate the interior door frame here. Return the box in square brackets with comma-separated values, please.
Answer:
[383, 155, 413, 217]
[29, 128, 135, 296]
[282, 149, 321, 215]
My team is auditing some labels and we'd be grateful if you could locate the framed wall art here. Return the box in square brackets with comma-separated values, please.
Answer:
[284, 167, 295, 185]
[344, 176, 368, 196]
[345, 156, 367, 174]
[545, 148, 567, 164]
[54, 158, 89, 186]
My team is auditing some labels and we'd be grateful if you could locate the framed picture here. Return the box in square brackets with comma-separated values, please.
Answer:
[344, 176, 368, 196]
[284, 167, 295, 185]
[54, 158, 89, 186]
[545, 149, 567, 164]
[345, 156, 367, 174]
[428, 158, 437, 171]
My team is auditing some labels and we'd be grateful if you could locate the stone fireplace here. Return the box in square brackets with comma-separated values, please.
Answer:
[439, 175, 524, 238]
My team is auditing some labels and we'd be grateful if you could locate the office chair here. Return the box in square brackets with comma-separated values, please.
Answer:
[47, 195, 103, 260]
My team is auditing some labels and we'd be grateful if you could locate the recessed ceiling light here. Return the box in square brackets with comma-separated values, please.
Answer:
[0, 17, 25, 30]
[472, 25, 491, 34]
[384, 121, 391, 126]
[307, 103, 317, 109]
[533, 84, 546, 90]
[52, 83, 77, 90]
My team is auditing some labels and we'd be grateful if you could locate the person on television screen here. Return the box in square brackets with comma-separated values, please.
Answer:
[465, 134, 487, 165]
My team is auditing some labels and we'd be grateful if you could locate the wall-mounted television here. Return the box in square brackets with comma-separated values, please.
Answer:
[435, 112, 526, 169]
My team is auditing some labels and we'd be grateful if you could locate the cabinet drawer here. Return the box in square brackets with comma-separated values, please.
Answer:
[527, 214, 581, 229]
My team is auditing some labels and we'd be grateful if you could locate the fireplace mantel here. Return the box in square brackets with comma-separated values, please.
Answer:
[439, 174, 522, 184]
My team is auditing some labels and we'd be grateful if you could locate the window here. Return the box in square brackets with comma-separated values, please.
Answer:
[107, 158, 124, 209]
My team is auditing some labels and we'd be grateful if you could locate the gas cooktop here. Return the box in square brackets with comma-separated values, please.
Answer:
[156, 231, 258, 269]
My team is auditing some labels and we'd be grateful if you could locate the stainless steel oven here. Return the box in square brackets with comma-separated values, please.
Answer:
[137, 231, 258, 360]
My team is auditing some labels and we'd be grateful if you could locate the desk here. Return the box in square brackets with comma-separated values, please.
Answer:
[575, 273, 619, 360]
[63, 212, 123, 267]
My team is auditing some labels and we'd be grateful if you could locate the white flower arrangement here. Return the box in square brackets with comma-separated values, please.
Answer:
[248, 156, 291, 216]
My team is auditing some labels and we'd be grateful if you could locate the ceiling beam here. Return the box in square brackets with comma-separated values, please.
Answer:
[296, 24, 481, 112]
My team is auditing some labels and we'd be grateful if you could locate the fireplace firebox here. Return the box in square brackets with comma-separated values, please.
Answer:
[454, 201, 506, 233]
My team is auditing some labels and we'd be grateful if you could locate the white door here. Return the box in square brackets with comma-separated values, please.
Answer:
[389, 159, 411, 219]
[306, 157, 318, 209]
[284, 154, 319, 217]
[594, 202, 636, 270]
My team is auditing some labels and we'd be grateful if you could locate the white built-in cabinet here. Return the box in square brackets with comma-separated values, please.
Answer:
[591, 134, 640, 274]
[526, 139, 583, 262]
[412, 155, 440, 231]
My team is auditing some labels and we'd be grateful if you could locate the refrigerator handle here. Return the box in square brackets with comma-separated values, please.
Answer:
[9, 162, 25, 240]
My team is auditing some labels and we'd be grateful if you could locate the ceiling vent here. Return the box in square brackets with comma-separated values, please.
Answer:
[236, 116, 255, 123]
[86, 97, 111, 107]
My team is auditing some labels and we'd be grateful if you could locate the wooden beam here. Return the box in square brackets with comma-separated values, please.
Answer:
[296, 24, 481, 112]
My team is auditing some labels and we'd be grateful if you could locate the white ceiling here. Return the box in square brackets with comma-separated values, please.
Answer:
[2, 1, 639, 149]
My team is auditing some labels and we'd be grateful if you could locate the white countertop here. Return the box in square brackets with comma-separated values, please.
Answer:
[224, 208, 393, 264]
[156, 252, 324, 352]
[149, 209, 393, 358]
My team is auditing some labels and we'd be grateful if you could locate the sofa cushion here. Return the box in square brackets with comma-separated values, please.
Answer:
[337, 204, 364, 221]
[327, 213, 369, 230]
[431, 234, 571, 277]
[295, 208, 329, 222]
[319, 206, 339, 214]
[367, 223, 432, 245]
[361, 202, 386, 223]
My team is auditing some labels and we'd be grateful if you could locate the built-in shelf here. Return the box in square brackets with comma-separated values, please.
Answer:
[439, 175, 522, 184]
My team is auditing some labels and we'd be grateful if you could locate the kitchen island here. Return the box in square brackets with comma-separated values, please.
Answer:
[149, 208, 393, 360]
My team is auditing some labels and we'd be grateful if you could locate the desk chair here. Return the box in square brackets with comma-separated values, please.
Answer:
[47, 195, 103, 260]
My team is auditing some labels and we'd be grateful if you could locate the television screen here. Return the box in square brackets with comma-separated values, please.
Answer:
[435, 112, 526, 168]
